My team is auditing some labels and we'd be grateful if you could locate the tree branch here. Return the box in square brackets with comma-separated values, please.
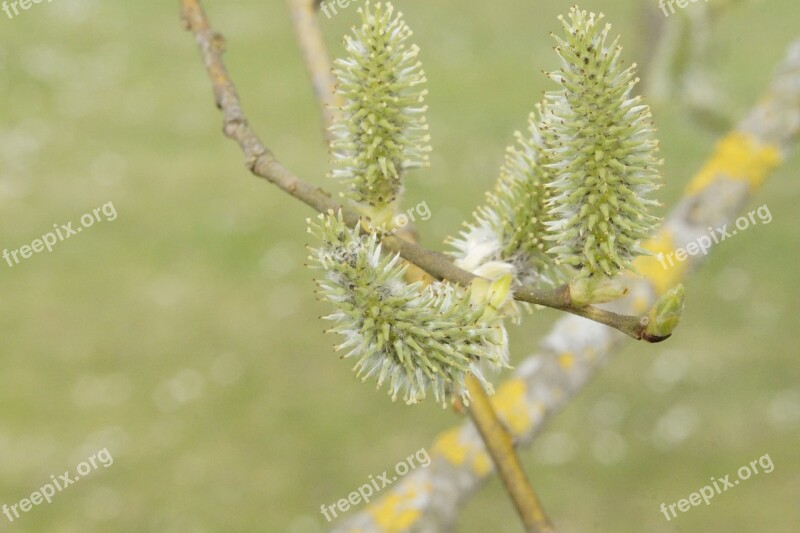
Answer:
[182, 1, 800, 530]
[338, 36, 800, 532]
[285, 0, 340, 140]
[180, 0, 663, 343]
[465, 375, 554, 533]
[184, 4, 563, 529]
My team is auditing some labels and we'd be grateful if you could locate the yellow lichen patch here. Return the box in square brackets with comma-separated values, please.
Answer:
[490, 378, 532, 437]
[471, 451, 493, 477]
[685, 132, 782, 195]
[634, 230, 686, 295]
[432, 421, 492, 477]
[368, 480, 428, 532]
[431, 427, 470, 466]
[558, 352, 575, 370]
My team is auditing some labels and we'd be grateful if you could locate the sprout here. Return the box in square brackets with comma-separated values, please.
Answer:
[645, 284, 685, 340]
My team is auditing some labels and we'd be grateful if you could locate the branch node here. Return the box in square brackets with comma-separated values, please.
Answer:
[210, 32, 227, 53]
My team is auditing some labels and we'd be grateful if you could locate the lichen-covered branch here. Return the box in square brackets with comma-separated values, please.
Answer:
[335, 37, 800, 532]
[179, 0, 666, 342]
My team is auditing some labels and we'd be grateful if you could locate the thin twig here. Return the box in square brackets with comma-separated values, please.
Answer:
[179, 0, 665, 343]
[466, 375, 555, 533]
[285, 0, 340, 140]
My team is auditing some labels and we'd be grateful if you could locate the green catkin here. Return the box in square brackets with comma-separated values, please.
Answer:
[329, 1, 431, 228]
[448, 107, 566, 289]
[307, 211, 509, 407]
[542, 6, 662, 278]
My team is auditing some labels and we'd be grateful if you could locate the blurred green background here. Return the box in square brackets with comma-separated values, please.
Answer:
[0, 0, 798, 531]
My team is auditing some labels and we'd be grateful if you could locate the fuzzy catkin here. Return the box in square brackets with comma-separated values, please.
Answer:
[307, 211, 509, 407]
[543, 7, 662, 277]
[329, 2, 431, 227]
[448, 108, 565, 288]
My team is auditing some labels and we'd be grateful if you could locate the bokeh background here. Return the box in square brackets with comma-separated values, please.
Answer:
[0, 0, 798, 531]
